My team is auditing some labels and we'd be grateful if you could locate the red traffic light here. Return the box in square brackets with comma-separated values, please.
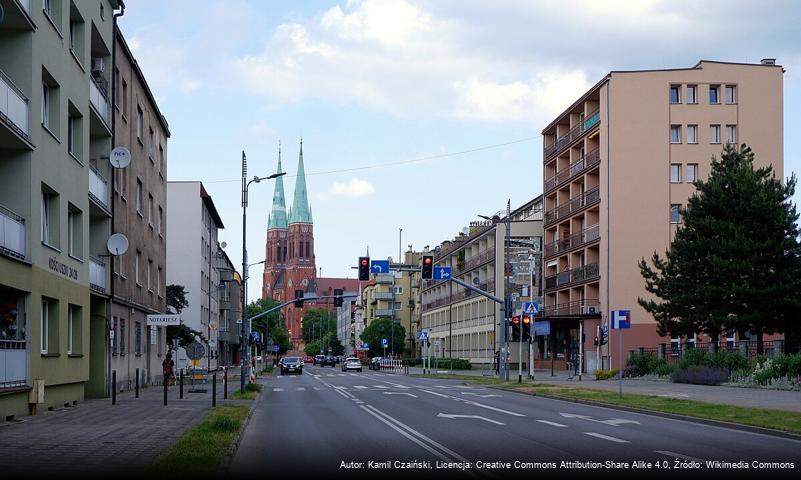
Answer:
[424, 257, 432, 265]
[511, 316, 520, 325]
[360, 259, 368, 266]
[522, 316, 531, 325]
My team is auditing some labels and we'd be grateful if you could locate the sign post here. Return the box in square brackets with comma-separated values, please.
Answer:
[521, 302, 538, 383]
[611, 310, 631, 397]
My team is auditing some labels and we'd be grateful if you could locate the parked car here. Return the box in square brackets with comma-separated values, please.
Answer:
[303, 356, 314, 363]
[341, 357, 363, 372]
[321, 355, 337, 367]
[279, 356, 303, 375]
[313, 355, 325, 366]
[369, 357, 383, 370]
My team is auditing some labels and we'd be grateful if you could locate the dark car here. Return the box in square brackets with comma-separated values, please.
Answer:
[369, 357, 383, 370]
[321, 355, 336, 367]
[279, 356, 303, 375]
[313, 355, 325, 366]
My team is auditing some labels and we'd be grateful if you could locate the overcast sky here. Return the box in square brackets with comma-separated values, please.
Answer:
[118, 0, 801, 301]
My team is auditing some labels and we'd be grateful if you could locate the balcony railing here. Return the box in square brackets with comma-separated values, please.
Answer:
[540, 299, 601, 317]
[89, 76, 111, 126]
[375, 274, 394, 284]
[374, 291, 395, 301]
[544, 262, 600, 291]
[375, 309, 394, 317]
[545, 186, 600, 225]
[544, 109, 600, 160]
[0, 204, 25, 260]
[454, 248, 496, 275]
[89, 165, 109, 208]
[0, 68, 30, 138]
[89, 256, 107, 292]
[544, 148, 601, 192]
[544, 223, 600, 257]
[1, 340, 27, 388]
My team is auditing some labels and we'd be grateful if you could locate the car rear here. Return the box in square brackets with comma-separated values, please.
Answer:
[341, 358, 362, 372]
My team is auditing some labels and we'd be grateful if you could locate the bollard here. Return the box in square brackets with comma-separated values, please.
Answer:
[112, 370, 117, 405]
[135, 367, 140, 398]
[212, 373, 217, 407]
[163, 377, 168, 406]
[223, 367, 228, 399]
[179, 369, 184, 399]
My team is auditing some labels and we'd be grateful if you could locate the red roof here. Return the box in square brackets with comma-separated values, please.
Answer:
[315, 277, 361, 295]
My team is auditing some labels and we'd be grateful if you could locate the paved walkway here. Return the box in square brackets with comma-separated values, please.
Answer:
[0, 376, 250, 476]
[406, 367, 801, 412]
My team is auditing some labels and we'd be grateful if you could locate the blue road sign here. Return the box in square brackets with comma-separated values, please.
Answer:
[433, 266, 452, 280]
[611, 310, 631, 329]
[534, 321, 550, 336]
[272, 345, 279, 352]
[381, 338, 388, 347]
[523, 301, 539, 315]
[418, 330, 428, 340]
[363, 342, 369, 349]
[371, 260, 390, 274]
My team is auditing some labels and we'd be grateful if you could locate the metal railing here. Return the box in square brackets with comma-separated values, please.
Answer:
[0, 204, 25, 260]
[0, 68, 30, 138]
[544, 223, 600, 257]
[1, 339, 27, 389]
[374, 291, 395, 301]
[454, 248, 496, 275]
[540, 299, 601, 317]
[544, 148, 601, 192]
[544, 262, 600, 291]
[545, 186, 600, 225]
[544, 109, 600, 160]
[90, 256, 107, 292]
[89, 76, 111, 126]
[89, 165, 109, 208]
[375, 309, 394, 317]
[631, 340, 782, 364]
[375, 274, 394, 284]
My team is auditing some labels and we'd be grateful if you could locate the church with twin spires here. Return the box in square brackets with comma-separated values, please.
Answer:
[261, 140, 359, 350]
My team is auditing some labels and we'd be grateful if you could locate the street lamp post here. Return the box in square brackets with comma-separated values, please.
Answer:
[479, 201, 511, 381]
[240, 151, 286, 393]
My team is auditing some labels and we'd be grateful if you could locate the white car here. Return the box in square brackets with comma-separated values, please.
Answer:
[341, 357, 362, 372]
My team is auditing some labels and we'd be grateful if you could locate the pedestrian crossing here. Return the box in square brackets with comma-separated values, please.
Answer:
[270, 385, 414, 393]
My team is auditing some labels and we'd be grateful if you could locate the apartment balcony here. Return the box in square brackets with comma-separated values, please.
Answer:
[0, 204, 25, 260]
[454, 248, 496, 276]
[544, 109, 600, 160]
[0, 0, 34, 29]
[375, 309, 394, 317]
[545, 186, 600, 226]
[540, 299, 601, 317]
[375, 274, 394, 284]
[544, 148, 600, 193]
[89, 76, 111, 133]
[0, 339, 27, 389]
[374, 291, 395, 301]
[88, 165, 110, 211]
[89, 256, 107, 293]
[544, 262, 600, 291]
[0, 68, 32, 149]
[544, 223, 600, 258]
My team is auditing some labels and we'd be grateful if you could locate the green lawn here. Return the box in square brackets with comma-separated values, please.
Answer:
[231, 382, 263, 400]
[147, 405, 250, 476]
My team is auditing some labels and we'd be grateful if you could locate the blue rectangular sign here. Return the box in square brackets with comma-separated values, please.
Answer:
[433, 266, 452, 280]
[533, 321, 550, 336]
[371, 260, 390, 274]
[611, 310, 631, 329]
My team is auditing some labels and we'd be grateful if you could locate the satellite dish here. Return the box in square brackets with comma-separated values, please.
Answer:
[461, 227, 469, 235]
[107, 233, 129, 256]
[109, 147, 131, 169]
[220, 241, 227, 248]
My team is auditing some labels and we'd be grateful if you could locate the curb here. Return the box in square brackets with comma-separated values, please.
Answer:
[219, 383, 263, 477]
[486, 384, 801, 441]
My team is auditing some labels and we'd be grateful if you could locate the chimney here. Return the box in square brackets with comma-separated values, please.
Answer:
[760, 58, 776, 65]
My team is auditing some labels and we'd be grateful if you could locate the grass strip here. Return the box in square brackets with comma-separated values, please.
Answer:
[231, 382, 263, 400]
[148, 405, 250, 476]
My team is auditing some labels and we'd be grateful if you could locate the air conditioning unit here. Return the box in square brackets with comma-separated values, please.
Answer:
[583, 305, 598, 314]
[91, 58, 105, 73]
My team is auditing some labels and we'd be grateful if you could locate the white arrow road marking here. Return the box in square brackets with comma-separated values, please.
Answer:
[273, 388, 284, 392]
[461, 392, 501, 398]
[421, 389, 450, 398]
[560, 413, 640, 426]
[437, 413, 505, 425]
[296, 387, 305, 391]
[383, 392, 417, 397]
[354, 386, 368, 389]
[373, 385, 388, 389]
[655, 451, 704, 462]
[584, 432, 629, 443]
[462, 399, 525, 417]
[536, 420, 567, 427]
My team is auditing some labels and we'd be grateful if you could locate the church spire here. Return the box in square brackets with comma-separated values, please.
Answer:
[267, 142, 288, 230]
[288, 138, 312, 224]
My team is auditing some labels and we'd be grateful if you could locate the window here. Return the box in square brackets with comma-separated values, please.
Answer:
[157, 267, 163, 297]
[136, 106, 143, 140]
[67, 305, 74, 354]
[687, 85, 697, 103]
[687, 125, 698, 144]
[150, 325, 157, 346]
[670, 164, 681, 183]
[135, 322, 142, 354]
[670, 125, 681, 144]
[135, 251, 141, 285]
[43, 0, 51, 15]
[669, 85, 680, 104]
[158, 145, 164, 174]
[393, 302, 402, 310]
[709, 85, 720, 104]
[147, 259, 153, 291]
[120, 319, 126, 355]
[726, 125, 737, 144]
[670, 204, 681, 224]
[148, 194, 154, 226]
[710, 124, 721, 144]
[306, 241, 310, 258]
[393, 286, 404, 294]
[725, 85, 736, 104]
[67, 116, 75, 154]
[69, 21, 76, 51]
[148, 127, 154, 159]
[122, 79, 128, 118]
[114, 67, 120, 107]
[41, 191, 51, 244]
[112, 317, 118, 353]
[41, 83, 50, 126]
[68, 206, 82, 258]
[41, 69, 60, 134]
[41, 188, 59, 247]
[158, 206, 163, 235]
[41, 299, 50, 353]
[686, 164, 698, 183]
[136, 178, 143, 214]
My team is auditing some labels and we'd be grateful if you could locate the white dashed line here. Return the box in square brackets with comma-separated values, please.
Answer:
[273, 388, 284, 392]
[536, 420, 567, 427]
[584, 432, 629, 443]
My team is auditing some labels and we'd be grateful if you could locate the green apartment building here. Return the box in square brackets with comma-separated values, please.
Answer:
[0, 0, 122, 419]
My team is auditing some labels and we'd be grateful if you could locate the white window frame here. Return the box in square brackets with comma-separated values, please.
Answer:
[135, 251, 141, 286]
[67, 305, 74, 355]
[67, 116, 75, 155]
[41, 83, 49, 126]
[669, 125, 681, 144]
[710, 125, 720, 144]
[725, 85, 736, 104]
[393, 286, 403, 294]
[670, 164, 681, 183]
[687, 125, 698, 144]
[41, 191, 50, 243]
[41, 299, 49, 354]
[686, 164, 698, 183]
[68, 210, 76, 256]
[726, 125, 736, 144]
[686, 85, 697, 104]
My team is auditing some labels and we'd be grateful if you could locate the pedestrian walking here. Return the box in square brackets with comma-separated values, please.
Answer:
[162, 352, 175, 386]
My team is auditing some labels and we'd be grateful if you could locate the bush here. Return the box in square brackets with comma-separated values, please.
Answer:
[595, 368, 619, 380]
[678, 348, 710, 369]
[653, 362, 679, 377]
[623, 365, 643, 378]
[429, 357, 472, 370]
[244, 382, 263, 393]
[707, 351, 749, 371]
[627, 352, 660, 375]
[671, 366, 729, 385]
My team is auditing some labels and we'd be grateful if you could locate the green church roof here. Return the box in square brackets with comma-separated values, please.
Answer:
[288, 139, 313, 225]
[267, 145, 288, 230]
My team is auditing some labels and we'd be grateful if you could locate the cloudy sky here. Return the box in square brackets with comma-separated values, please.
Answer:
[118, 0, 801, 301]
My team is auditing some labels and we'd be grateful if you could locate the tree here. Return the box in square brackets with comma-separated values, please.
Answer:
[166, 284, 190, 314]
[301, 308, 336, 344]
[304, 341, 320, 357]
[164, 284, 203, 348]
[639, 144, 801, 353]
[248, 298, 291, 355]
[360, 318, 405, 357]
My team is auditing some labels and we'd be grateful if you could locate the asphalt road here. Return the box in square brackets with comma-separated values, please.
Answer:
[229, 365, 801, 478]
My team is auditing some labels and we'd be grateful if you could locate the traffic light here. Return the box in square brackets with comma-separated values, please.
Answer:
[334, 288, 343, 307]
[294, 289, 304, 308]
[511, 316, 521, 341]
[422, 255, 434, 279]
[358, 257, 370, 281]
[594, 335, 599, 346]
[521, 315, 531, 341]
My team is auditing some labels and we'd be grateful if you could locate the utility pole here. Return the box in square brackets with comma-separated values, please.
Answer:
[502, 200, 511, 381]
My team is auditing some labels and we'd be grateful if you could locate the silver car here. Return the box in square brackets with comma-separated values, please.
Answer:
[341, 357, 362, 372]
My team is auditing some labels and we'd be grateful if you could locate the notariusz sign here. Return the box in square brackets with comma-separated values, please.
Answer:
[146, 314, 181, 326]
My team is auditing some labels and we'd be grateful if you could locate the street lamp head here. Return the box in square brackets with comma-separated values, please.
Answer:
[253, 176, 262, 183]
[267, 172, 287, 180]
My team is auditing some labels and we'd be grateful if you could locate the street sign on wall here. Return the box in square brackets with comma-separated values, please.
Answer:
[146, 314, 181, 326]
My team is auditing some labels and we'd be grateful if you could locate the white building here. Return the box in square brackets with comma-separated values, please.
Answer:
[166, 182, 224, 369]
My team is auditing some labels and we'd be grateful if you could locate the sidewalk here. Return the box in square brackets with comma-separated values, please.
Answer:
[0, 376, 250, 476]
[406, 367, 801, 413]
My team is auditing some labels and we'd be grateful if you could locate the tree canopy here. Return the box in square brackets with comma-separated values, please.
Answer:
[165, 284, 203, 348]
[300, 308, 343, 355]
[248, 298, 291, 355]
[360, 318, 405, 357]
[639, 145, 801, 352]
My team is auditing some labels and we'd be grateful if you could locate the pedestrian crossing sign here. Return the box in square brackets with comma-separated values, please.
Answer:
[418, 331, 428, 341]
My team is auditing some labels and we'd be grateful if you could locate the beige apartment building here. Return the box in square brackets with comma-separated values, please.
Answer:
[421, 197, 543, 367]
[540, 59, 783, 372]
[108, 29, 170, 392]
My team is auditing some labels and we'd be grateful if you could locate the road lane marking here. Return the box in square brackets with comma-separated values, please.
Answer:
[560, 413, 639, 426]
[461, 400, 525, 417]
[422, 389, 451, 398]
[437, 413, 504, 425]
[655, 451, 704, 462]
[359, 406, 454, 462]
[373, 385, 388, 389]
[296, 387, 305, 391]
[354, 385, 368, 389]
[536, 420, 568, 427]
[584, 432, 629, 443]
[461, 392, 500, 398]
[273, 388, 284, 392]
[383, 392, 417, 397]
